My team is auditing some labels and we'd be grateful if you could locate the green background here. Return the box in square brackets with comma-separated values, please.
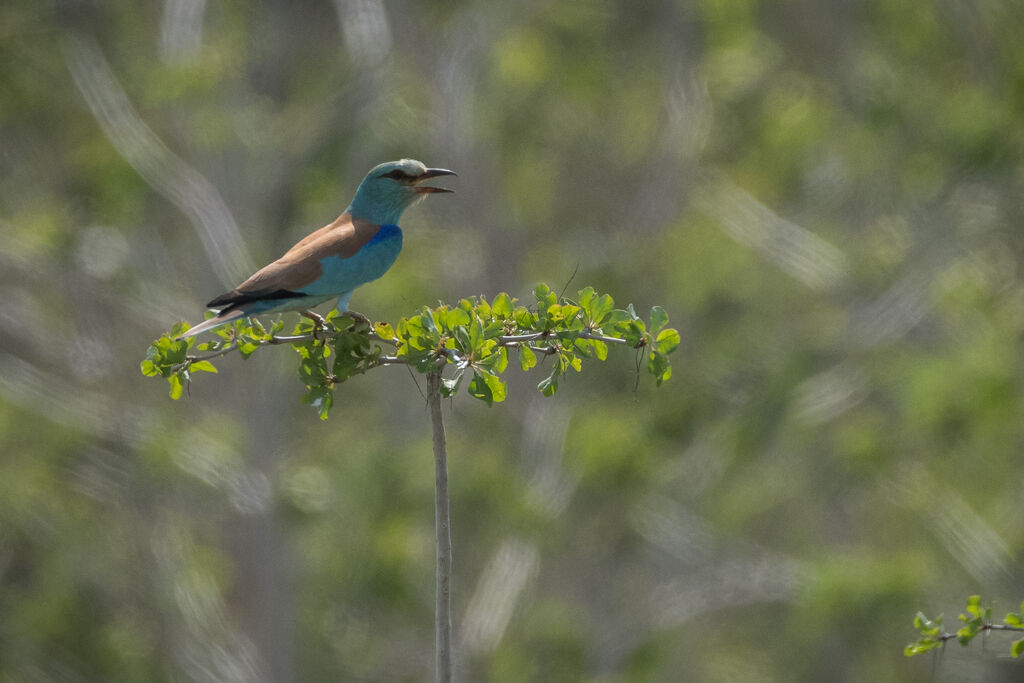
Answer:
[2, 1, 1023, 680]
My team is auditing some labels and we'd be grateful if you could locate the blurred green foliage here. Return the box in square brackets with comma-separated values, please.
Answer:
[2, 0, 1024, 681]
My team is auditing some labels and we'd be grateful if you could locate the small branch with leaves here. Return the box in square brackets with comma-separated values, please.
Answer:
[141, 283, 681, 419]
[906, 595, 1024, 658]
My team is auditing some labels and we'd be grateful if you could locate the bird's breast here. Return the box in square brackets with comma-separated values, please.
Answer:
[305, 224, 403, 295]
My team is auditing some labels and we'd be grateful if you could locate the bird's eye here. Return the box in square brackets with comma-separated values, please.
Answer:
[382, 169, 408, 180]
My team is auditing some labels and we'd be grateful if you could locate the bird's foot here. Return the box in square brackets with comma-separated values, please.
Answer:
[339, 310, 371, 329]
[301, 310, 329, 341]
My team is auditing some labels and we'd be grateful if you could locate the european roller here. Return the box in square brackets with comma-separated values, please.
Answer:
[180, 159, 455, 338]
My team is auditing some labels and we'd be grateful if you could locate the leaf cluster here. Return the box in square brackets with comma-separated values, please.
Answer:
[906, 595, 1024, 658]
[141, 285, 681, 419]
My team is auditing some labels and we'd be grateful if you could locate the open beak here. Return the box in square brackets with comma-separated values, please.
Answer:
[413, 168, 457, 194]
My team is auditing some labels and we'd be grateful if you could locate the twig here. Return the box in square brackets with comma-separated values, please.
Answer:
[578, 329, 632, 346]
[498, 332, 547, 344]
[527, 344, 558, 356]
[426, 370, 453, 683]
[496, 329, 632, 348]
[932, 623, 1024, 643]
[558, 262, 580, 300]
[171, 343, 240, 372]
[172, 330, 398, 374]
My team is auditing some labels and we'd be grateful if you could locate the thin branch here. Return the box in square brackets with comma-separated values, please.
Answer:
[426, 370, 453, 683]
[929, 622, 1024, 645]
[496, 329, 634, 348]
[578, 329, 633, 345]
[557, 262, 580, 299]
[170, 334, 317, 373]
[526, 344, 558, 355]
[173, 330, 401, 375]
[498, 332, 547, 344]
[171, 342, 240, 372]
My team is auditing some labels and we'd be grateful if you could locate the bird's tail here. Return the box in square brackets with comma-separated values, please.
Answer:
[177, 308, 246, 339]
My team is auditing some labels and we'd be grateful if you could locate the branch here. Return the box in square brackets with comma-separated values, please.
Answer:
[907, 596, 1024, 658]
[143, 285, 681, 409]
[498, 332, 547, 344]
[579, 329, 637, 346]
[169, 332, 324, 373]
[426, 370, 453, 682]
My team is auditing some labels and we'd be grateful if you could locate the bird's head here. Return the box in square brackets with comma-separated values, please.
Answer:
[348, 159, 456, 225]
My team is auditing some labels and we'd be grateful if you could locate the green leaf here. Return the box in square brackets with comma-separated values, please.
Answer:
[655, 328, 681, 355]
[402, 316, 429, 350]
[303, 387, 333, 420]
[537, 366, 561, 397]
[441, 372, 464, 398]
[468, 372, 494, 405]
[578, 286, 595, 319]
[650, 306, 669, 334]
[519, 345, 537, 371]
[586, 293, 615, 326]
[535, 283, 557, 316]
[1006, 613, 1023, 626]
[514, 306, 536, 329]
[913, 612, 941, 635]
[475, 296, 492, 319]
[591, 339, 608, 361]
[438, 306, 470, 331]
[618, 319, 648, 347]
[546, 303, 580, 325]
[483, 320, 505, 338]
[238, 339, 261, 358]
[421, 307, 439, 336]
[483, 372, 506, 402]
[469, 317, 485, 350]
[453, 325, 471, 351]
[1012, 638, 1024, 658]
[493, 346, 509, 373]
[913, 613, 926, 631]
[373, 322, 396, 340]
[140, 359, 158, 376]
[168, 374, 185, 400]
[169, 321, 191, 338]
[649, 352, 673, 385]
[904, 639, 940, 657]
[606, 309, 632, 325]
[190, 360, 218, 374]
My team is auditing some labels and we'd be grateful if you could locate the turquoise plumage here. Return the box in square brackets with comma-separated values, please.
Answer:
[180, 159, 454, 338]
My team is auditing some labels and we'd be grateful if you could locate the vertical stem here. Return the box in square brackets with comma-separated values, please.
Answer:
[426, 369, 452, 682]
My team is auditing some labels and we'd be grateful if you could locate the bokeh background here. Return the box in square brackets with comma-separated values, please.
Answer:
[2, 1, 1024, 681]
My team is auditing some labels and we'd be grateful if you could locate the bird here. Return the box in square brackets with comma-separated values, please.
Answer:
[179, 159, 455, 338]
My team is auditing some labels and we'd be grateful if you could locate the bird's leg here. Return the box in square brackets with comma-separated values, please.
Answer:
[339, 310, 371, 329]
[301, 310, 328, 341]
